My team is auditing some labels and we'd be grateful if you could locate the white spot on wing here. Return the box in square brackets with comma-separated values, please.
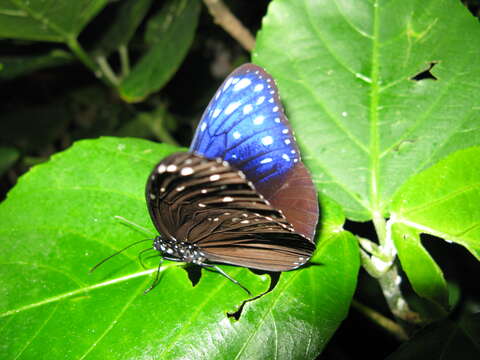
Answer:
[223, 77, 233, 90]
[166, 164, 177, 172]
[212, 108, 221, 118]
[261, 136, 273, 146]
[233, 78, 251, 91]
[256, 96, 265, 105]
[282, 154, 290, 161]
[260, 157, 273, 164]
[253, 116, 264, 125]
[254, 84, 264, 92]
[210, 174, 220, 181]
[243, 104, 253, 114]
[224, 101, 241, 115]
[181, 167, 194, 176]
[233, 131, 241, 139]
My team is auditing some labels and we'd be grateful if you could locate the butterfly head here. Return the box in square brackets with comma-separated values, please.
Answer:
[153, 236, 206, 265]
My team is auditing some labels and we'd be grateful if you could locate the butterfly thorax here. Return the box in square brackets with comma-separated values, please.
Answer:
[153, 236, 206, 265]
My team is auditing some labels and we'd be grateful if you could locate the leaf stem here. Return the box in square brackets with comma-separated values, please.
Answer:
[66, 36, 115, 87]
[96, 56, 120, 87]
[202, 0, 255, 51]
[119, 45, 130, 78]
[378, 264, 422, 324]
[373, 211, 387, 246]
[352, 299, 409, 341]
[66, 37, 98, 75]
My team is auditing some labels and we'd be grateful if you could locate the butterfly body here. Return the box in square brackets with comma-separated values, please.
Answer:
[153, 237, 205, 265]
[145, 63, 318, 281]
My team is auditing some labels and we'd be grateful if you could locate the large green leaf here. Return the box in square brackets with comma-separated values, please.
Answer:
[390, 147, 480, 307]
[0, 137, 359, 359]
[119, 0, 200, 102]
[0, 0, 109, 42]
[93, 0, 153, 56]
[253, 0, 480, 221]
[386, 314, 480, 360]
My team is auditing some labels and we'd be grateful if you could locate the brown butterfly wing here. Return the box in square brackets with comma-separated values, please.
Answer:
[146, 152, 315, 271]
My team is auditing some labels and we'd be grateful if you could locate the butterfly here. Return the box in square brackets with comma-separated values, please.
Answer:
[144, 64, 318, 292]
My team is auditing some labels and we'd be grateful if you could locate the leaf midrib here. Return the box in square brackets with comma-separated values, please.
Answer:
[0, 268, 158, 318]
[368, 0, 381, 215]
[7, 0, 72, 40]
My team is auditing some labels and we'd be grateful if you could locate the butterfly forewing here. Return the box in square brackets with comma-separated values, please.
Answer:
[146, 152, 315, 271]
[190, 64, 299, 186]
[189, 64, 318, 240]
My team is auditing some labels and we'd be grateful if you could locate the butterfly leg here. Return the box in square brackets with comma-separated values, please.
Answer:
[144, 259, 164, 294]
[201, 264, 251, 295]
[137, 247, 158, 269]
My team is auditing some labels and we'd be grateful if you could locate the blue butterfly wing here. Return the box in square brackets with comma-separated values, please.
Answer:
[190, 64, 299, 184]
[190, 64, 318, 240]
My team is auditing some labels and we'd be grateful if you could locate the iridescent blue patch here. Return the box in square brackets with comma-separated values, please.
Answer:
[190, 64, 300, 186]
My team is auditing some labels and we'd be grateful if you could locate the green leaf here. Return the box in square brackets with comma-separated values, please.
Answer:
[119, 0, 200, 102]
[0, 137, 359, 359]
[0, 0, 110, 42]
[253, 0, 480, 221]
[386, 314, 480, 360]
[0, 147, 19, 176]
[391, 223, 448, 308]
[94, 0, 153, 56]
[389, 147, 480, 306]
[0, 50, 74, 80]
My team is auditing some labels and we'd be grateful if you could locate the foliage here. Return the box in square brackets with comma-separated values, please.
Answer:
[0, 0, 479, 359]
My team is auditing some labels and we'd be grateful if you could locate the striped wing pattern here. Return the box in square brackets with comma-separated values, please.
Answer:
[146, 152, 315, 271]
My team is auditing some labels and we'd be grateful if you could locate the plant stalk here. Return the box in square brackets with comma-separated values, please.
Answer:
[352, 299, 409, 341]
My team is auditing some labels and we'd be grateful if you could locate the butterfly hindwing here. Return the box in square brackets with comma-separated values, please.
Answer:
[146, 152, 315, 271]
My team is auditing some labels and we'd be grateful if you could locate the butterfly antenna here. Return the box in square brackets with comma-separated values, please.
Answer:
[144, 259, 164, 294]
[114, 216, 156, 236]
[203, 264, 251, 295]
[89, 238, 152, 273]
